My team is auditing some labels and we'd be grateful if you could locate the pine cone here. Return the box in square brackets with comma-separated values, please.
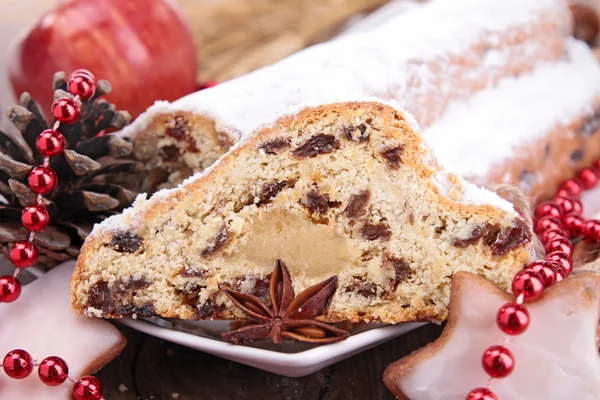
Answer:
[0, 72, 141, 269]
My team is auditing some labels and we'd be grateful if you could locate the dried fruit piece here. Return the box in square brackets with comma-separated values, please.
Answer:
[88, 280, 115, 314]
[201, 225, 232, 256]
[196, 299, 225, 319]
[110, 231, 143, 253]
[343, 123, 370, 142]
[259, 138, 290, 155]
[291, 134, 340, 159]
[159, 144, 181, 162]
[385, 254, 413, 290]
[360, 222, 392, 241]
[257, 181, 288, 205]
[166, 116, 188, 141]
[380, 145, 404, 169]
[301, 188, 330, 215]
[345, 190, 371, 218]
[345, 279, 378, 298]
[490, 219, 532, 256]
[453, 225, 486, 247]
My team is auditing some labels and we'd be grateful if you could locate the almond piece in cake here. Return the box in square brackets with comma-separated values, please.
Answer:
[71, 101, 533, 324]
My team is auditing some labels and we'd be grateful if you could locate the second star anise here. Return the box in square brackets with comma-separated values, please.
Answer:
[220, 259, 350, 345]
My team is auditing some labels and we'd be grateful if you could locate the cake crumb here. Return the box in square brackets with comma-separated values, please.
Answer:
[119, 384, 128, 392]
[171, 393, 180, 399]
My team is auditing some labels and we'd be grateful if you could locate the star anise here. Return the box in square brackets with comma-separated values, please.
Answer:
[220, 260, 350, 345]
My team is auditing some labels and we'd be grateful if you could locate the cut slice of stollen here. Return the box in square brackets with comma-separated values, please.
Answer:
[71, 100, 533, 324]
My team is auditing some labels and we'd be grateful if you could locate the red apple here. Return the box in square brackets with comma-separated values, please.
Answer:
[8, 0, 198, 118]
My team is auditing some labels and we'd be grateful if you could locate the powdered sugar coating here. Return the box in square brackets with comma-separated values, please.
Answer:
[120, 0, 569, 141]
[425, 39, 600, 179]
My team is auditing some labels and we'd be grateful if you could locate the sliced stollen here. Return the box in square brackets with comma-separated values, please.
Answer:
[71, 101, 533, 324]
[121, 0, 571, 191]
[426, 39, 600, 200]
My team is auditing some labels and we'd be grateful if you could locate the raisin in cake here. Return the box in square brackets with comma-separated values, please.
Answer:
[426, 39, 600, 200]
[122, 0, 570, 191]
[71, 101, 533, 324]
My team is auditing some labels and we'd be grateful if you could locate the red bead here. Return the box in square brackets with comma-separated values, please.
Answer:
[28, 166, 58, 195]
[71, 69, 95, 81]
[546, 251, 573, 275]
[36, 129, 66, 157]
[497, 303, 529, 335]
[562, 214, 584, 237]
[559, 179, 583, 196]
[38, 356, 69, 386]
[534, 201, 563, 219]
[526, 260, 557, 287]
[9, 241, 38, 268]
[552, 263, 568, 282]
[512, 270, 545, 302]
[482, 345, 514, 378]
[582, 219, 600, 243]
[68, 73, 96, 101]
[555, 189, 570, 198]
[539, 229, 567, 244]
[51, 97, 81, 124]
[554, 196, 583, 216]
[594, 159, 600, 170]
[544, 237, 573, 255]
[3, 350, 34, 379]
[0, 276, 21, 303]
[578, 168, 598, 189]
[21, 205, 50, 232]
[73, 376, 103, 400]
[466, 388, 498, 400]
[534, 216, 564, 234]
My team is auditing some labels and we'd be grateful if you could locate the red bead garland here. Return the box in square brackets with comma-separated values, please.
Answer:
[1, 69, 104, 399]
[38, 356, 69, 386]
[9, 241, 38, 268]
[51, 97, 81, 124]
[497, 303, 529, 335]
[73, 375, 103, 400]
[545, 251, 572, 274]
[36, 129, 66, 157]
[467, 388, 498, 400]
[67, 72, 96, 101]
[511, 270, 544, 302]
[21, 205, 50, 232]
[3, 350, 34, 379]
[0, 276, 21, 303]
[482, 345, 514, 378]
[468, 162, 600, 399]
[27, 166, 58, 195]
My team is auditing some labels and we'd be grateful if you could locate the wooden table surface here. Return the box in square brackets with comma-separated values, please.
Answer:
[95, 323, 444, 400]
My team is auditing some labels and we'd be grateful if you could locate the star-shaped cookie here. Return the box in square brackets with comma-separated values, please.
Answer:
[383, 271, 600, 400]
[0, 260, 126, 399]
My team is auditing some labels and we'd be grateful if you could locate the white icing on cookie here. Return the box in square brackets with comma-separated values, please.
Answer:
[386, 272, 600, 400]
[0, 261, 125, 399]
